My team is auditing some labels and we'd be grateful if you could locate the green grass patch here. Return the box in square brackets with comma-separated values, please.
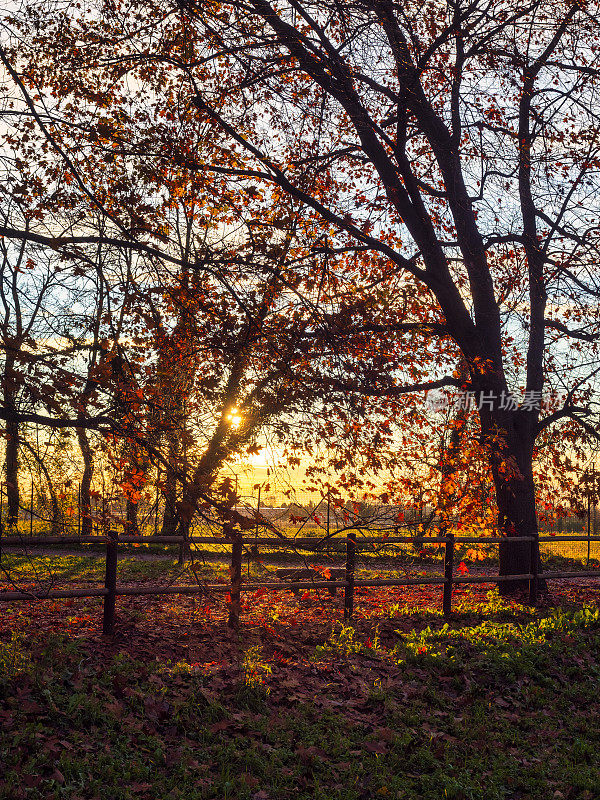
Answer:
[0, 553, 225, 587]
[1, 596, 600, 799]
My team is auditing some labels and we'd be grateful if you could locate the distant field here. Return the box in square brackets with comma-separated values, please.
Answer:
[3, 521, 600, 570]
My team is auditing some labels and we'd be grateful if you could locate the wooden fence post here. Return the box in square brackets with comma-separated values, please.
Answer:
[326, 491, 331, 557]
[529, 534, 539, 606]
[102, 530, 118, 635]
[29, 478, 34, 537]
[443, 532, 454, 618]
[344, 531, 356, 621]
[227, 522, 243, 629]
[178, 528, 186, 565]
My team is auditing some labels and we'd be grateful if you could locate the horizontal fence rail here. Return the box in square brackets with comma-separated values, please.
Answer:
[2, 570, 598, 603]
[4, 533, 600, 547]
[1, 530, 599, 632]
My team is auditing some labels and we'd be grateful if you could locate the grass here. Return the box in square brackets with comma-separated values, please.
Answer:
[1, 542, 598, 601]
[0, 550, 418, 596]
[4, 517, 600, 567]
[1, 592, 600, 799]
[0, 553, 227, 588]
[540, 540, 600, 564]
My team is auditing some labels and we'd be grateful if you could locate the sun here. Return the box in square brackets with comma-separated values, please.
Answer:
[227, 407, 242, 430]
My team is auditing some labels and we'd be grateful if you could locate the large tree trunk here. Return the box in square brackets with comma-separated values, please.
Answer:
[77, 427, 94, 537]
[125, 497, 140, 535]
[484, 409, 542, 596]
[227, 524, 243, 629]
[3, 349, 20, 528]
[5, 416, 19, 529]
[160, 435, 179, 536]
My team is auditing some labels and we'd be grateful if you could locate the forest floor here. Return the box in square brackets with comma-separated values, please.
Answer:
[1, 573, 600, 800]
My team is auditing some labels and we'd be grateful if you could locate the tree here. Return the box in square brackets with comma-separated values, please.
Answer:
[0, 7, 422, 540]
[0, 198, 100, 528]
[0, 230, 27, 527]
[3, 0, 600, 592]
[169, 0, 600, 588]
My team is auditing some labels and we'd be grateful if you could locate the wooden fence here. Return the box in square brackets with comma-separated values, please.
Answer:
[1, 532, 599, 634]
